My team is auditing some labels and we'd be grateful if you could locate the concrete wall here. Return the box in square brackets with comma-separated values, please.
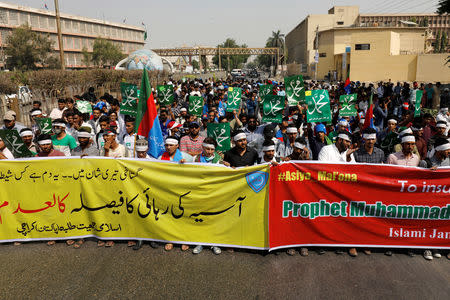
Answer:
[416, 54, 450, 83]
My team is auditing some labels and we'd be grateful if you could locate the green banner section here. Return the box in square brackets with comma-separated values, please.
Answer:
[76, 100, 92, 114]
[120, 82, 138, 116]
[285, 75, 305, 106]
[414, 90, 423, 117]
[157, 85, 174, 106]
[259, 85, 272, 102]
[262, 95, 285, 123]
[189, 96, 203, 117]
[306, 90, 331, 123]
[0, 129, 33, 158]
[226, 87, 242, 112]
[339, 94, 358, 117]
[207, 123, 231, 152]
[35, 117, 53, 135]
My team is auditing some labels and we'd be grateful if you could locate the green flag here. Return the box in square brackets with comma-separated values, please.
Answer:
[259, 85, 272, 102]
[120, 82, 138, 116]
[35, 117, 53, 134]
[189, 96, 203, 117]
[207, 123, 231, 152]
[262, 95, 285, 123]
[414, 90, 423, 117]
[156, 85, 174, 106]
[306, 90, 332, 123]
[76, 100, 92, 114]
[226, 87, 242, 112]
[285, 75, 305, 106]
[339, 94, 358, 117]
[0, 129, 33, 158]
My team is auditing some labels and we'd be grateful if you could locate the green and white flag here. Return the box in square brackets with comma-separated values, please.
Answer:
[35, 117, 53, 134]
[189, 96, 203, 117]
[262, 95, 285, 123]
[339, 94, 357, 117]
[207, 122, 231, 152]
[76, 100, 92, 114]
[120, 82, 138, 116]
[0, 129, 33, 158]
[157, 85, 174, 106]
[414, 89, 423, 117]
[259, 85, 272, 102]
[306, 90, 332, 123]
[226, 87, 242, 112]
[285, 75, 305, 106]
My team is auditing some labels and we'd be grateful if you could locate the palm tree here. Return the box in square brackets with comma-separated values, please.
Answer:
[266, 30, 285, 74]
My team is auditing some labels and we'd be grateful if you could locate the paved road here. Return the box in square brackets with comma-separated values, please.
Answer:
[0, 241, 449, 299]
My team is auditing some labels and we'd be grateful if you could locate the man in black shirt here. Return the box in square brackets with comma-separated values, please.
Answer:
[224, 131, 260, 167]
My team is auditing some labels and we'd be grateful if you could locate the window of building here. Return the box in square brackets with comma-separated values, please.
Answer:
[73, 37, 80, 49]
[19, 12, 28, 25]
[319, 53, 327, 57]
[31, 14, 38, 27]
[105, 26, 110, 36]
[9, 11, 18, 25]
[0, 9, 7, 24]
[48, 17, 55, 29]
[355, 44, 370, 50]
[72, 21, 79, 33]
[39, 16, 48, 29]
[80, 22, 86, 34]
[87, 23, 92, 34]
[337, 21, 344, 25]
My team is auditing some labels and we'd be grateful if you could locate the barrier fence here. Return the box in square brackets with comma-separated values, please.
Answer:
[0, 158, 448, 250]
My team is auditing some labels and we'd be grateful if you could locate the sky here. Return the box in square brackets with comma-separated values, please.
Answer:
[10, 0, 440, 48]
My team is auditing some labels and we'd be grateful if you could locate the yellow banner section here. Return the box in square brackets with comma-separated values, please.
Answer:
[0, 158, 269, 249]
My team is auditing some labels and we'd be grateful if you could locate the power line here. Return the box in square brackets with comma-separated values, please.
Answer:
[363, 0, 393, 14]
[390, 0, 437, 13]
[370, 0, 413, 14]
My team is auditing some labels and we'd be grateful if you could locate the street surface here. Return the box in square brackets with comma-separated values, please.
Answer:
[0, 241, 449, 299]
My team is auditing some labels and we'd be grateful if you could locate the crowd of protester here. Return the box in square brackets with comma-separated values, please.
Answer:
[0, 77, 449, 259]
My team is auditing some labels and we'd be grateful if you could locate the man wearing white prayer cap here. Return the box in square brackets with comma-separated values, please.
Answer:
[386, 134, 420, 166]
[419, 137, 450, 169]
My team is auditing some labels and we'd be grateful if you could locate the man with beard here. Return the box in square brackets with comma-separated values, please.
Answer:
[19, 128, 37, 155]
[354, 128, 385, 164]
[36, 134, 65, 157]
[180, 121, 204, 157]
[261, 140, 279, 163]
[71, 127, 99, 156]
[2, 110, 25, 132]
[318, 130, 356, 162]
[277, 126, 298, 158]
[224, 131, 259, 167]
[284, 137, 310, 161]
[243, 115, 265, 153]
[420, 138, 450, 169]
[387, 134, 420, 167]
[309, 123, 330, 160]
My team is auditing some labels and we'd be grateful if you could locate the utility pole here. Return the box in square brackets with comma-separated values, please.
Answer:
[54, 0, 65, 70]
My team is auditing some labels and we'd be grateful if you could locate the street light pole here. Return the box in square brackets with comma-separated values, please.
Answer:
[54, 0, 65, 70]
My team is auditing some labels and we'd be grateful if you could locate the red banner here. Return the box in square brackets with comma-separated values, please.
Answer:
[269, 162, 450, 250]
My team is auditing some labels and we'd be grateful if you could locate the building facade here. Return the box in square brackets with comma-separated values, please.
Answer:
[286, 6, 449, 79]
[0, 1, 145, 69]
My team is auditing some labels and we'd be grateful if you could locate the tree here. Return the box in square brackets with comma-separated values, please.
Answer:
[192, 59, 199, 70]
[435, 31, 442, 53]
[91, 38, 125, 67]
[81, 47, 91, 66]
[440, 31, 448, 53]
[212, 38, 250, 71]
[437, 0, 450, 14]
[5, 24, 54, 70]
[256, 30, 285, 70]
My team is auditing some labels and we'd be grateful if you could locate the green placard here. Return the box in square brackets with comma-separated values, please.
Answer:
[259, 85, 272, 102]
[226, 87, 242, 112]
[76, 100, 92, 114]
[35, 117, 53, 134]
[0, 129, 33, 158]
[285, 75, 305, 106]
[207, 122, 231, 152]
[120, 82, 138, 116]
[414, 90, 423, 117]
[157, 85, 174, 105]
[262, 95, 285, 123]
[339, 94, 358, 117]
[306, 90, 332, 123]
[189, 96, 203, 117]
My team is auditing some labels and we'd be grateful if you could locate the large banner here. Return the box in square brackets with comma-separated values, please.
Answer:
[0, 158, 269, 249]
[269, 162, 450, 250]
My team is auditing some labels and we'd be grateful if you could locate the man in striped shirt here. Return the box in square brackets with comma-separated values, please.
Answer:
[179, 121, 204, 156]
